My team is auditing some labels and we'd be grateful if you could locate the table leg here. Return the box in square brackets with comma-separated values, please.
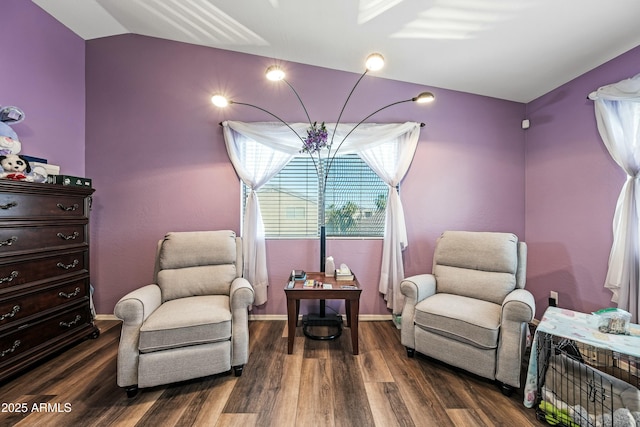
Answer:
[286, 297, 298, 354]
[348, 298, 359, 355]
[345, 300, 351, 328]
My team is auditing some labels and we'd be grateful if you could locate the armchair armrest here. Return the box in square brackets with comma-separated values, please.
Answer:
[400, 274, 436, 304]
[229, 277, 255, 367]
[399, 274, 436, 350]
[114, 284, 162, 326]
[501, 289, 535, 323]
[230, 277, 255, 309]
[496, 289, 535, 388]
[113, 284, 161, 388]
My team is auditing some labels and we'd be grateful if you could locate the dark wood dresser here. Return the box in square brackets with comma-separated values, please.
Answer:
[0, 180, 98, 383]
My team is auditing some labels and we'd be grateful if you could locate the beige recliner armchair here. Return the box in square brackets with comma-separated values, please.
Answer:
[400, 231, 534, 395]
[114, 230, 254, 397]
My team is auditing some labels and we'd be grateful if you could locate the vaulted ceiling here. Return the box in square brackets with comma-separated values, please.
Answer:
[33, 0, 640, 102]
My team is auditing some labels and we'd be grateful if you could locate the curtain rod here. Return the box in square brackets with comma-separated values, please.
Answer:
[219, 122, 425, 127]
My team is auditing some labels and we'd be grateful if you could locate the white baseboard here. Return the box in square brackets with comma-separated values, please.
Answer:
[95, 314, 119, 321]
[95, 314, 393, 322]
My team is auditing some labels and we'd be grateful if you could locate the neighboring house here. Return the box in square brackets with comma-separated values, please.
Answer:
[257, 186, 386, 238]
[258, 188, 318, 237]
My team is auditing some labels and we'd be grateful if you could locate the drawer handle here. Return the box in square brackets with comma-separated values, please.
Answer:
[57, 232, 80, 241]
[0, 270, 18, 283]
[57, 203, 79, 212]
[1, 340, 20, 357]
[60, 315, 82, 328]
[59, 287, 81, 299]
[0, 236, 17, 246]
[0, 305, 20, 321]
[0, 201, 17, 210]
[57, 259, 79, 270]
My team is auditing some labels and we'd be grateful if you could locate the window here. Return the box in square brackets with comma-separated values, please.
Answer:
[243, 154, 388, 238]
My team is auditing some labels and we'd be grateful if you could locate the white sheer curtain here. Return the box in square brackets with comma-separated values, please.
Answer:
[222, 121, 301, 305]
[221, 121, 421, 308]
[358, 125, 421, 314]
[591, 73, 640, 322]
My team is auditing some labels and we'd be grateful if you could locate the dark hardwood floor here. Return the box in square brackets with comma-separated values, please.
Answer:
[0, 319, 543, 426]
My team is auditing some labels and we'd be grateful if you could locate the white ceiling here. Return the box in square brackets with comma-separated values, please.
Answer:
[33, 0, 640, 102]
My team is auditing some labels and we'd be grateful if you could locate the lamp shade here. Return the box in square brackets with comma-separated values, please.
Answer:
[211, 95, 229, 107]
[365, 53, 384, 71]
[265, 65, 285, 81]
[414, 92, 435, 103]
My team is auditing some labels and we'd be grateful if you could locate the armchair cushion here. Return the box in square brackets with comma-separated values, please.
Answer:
[139, 295, 231, 353]
[434, 231, 519, 273]
[157, 230, 238, 302]
[434, 266, 516, 305]
[433, 231, 519, 304]
[414, 293, 501, 349]
[159, 230, 237, 269]
[158, 265, 237, 301]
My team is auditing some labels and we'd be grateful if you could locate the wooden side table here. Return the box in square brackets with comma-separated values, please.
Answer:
[284, 272, 362, 355]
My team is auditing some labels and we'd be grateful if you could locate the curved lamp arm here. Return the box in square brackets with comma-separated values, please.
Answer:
[215, 98, 322, 176]
[328, 53, 385, 158]
[266, 65, 312, 126]
[325, 92, 434, 179]
[329, 69, 369, 153]
[282, 79, 313, 127]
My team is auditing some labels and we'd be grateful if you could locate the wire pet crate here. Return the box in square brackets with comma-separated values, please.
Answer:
[535, 332, 640, 426]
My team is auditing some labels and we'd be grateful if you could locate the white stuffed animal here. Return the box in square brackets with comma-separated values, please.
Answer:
[0, 154, 46, 182]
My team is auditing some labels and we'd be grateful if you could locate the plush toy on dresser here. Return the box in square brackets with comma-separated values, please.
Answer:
[0, 153, 35, 181]
[0, 106, 46, 183]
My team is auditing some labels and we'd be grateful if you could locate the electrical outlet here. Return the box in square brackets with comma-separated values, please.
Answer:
[549, 291, 558, 307]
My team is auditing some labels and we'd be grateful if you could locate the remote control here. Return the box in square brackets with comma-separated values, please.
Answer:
[287, 280, 295, 289]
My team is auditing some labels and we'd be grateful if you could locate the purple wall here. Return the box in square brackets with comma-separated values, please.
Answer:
[525, 45, 640, 319]
[85, 34, 526, 315]
[1, 1, 86, 176]
[12, 1, 637, 320]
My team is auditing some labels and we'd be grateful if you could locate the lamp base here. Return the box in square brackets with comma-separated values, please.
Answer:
[302, 313, 342, 340]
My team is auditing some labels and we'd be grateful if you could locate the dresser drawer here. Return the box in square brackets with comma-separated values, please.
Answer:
[0, 223, 87, 257]
[0, 278, 88, 331]
[0, 191, 88, 219]
[0, 250, 87, 292]
[0, 305, 91, 366]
